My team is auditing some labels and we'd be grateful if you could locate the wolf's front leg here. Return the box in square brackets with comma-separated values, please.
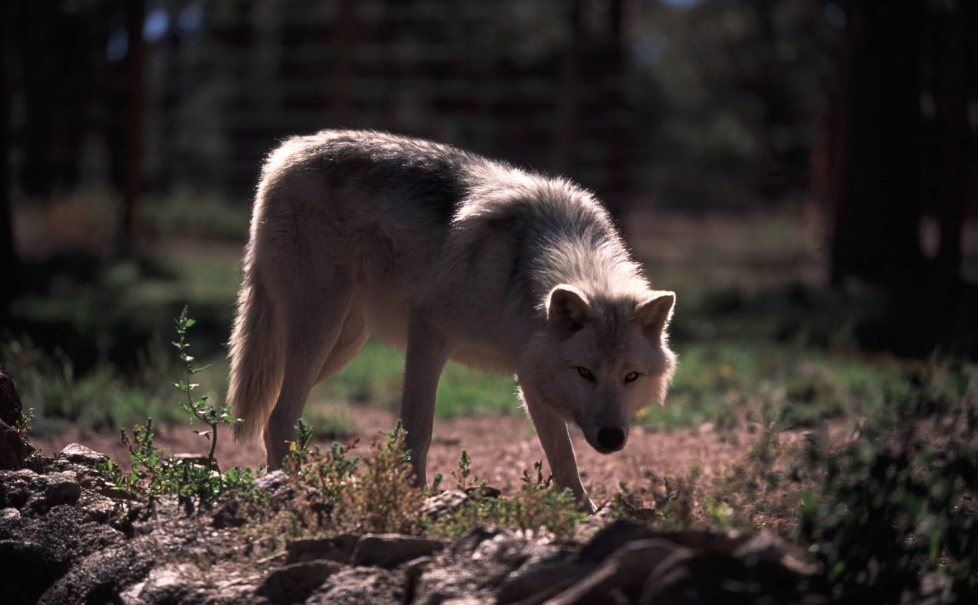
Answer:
[522, 389, 596, 513]
[400, 312, 450, 487]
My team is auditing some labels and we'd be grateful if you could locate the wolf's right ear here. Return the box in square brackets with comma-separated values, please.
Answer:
[547, 285, 591, 336]
[635, 291, 676, 341]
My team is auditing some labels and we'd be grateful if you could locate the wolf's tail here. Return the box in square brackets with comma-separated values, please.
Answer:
[227, 262, 284, 442]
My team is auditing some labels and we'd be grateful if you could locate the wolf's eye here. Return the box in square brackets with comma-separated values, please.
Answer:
[624, 372, 640, 383]
[576, 367, 595, 382]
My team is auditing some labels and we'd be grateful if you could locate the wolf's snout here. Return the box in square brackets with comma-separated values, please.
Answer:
[596, 427, 626, 452]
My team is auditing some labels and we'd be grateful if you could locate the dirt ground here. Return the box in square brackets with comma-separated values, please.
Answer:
[30, 406, 759, 500]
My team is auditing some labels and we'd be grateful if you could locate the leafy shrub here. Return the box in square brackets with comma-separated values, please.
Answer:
[428, 457, 586, 542]
[796, 362, 978, 600]
[98, 307, 255, 503]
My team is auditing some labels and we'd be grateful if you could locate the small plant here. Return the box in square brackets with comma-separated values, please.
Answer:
[281, 418, 361, 532]
[14, 407, 34, 439]
[430, 456, 585, 542]
[173, 306, 241, 472]
[98, 307, 255, 503]
[342, 420, 425, 534]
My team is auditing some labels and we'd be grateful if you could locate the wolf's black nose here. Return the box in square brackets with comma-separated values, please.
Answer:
[597, 427, 625, 451]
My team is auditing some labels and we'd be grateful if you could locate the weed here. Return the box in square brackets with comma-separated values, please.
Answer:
[341, 420, 425, 534]
[173, 305, 241, 472]
[429, 458, 585, 542]
[14, 407, 34, 439]
[97, 308, 255, 503]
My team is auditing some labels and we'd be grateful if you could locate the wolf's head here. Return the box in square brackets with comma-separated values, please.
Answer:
[520, 285, 677, 454]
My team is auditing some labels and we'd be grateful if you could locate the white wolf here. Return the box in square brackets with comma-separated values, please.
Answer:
[227, 130, 676, 509]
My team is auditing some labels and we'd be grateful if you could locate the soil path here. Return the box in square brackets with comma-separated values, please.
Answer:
[31, 407, 757, 498]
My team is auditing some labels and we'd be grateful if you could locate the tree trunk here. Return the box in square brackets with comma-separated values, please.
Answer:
[0, 4, 16, 321]
[554, 0, 583, 178]
[829, 2, 925, 288]
[121, 0, 146, 254]
[935, 0, 974, 288]
[603, 0, 627, 222]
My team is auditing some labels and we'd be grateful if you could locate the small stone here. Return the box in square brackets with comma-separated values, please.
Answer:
[255, 470, 290, 495]
[0, 507, 20, 522]
[421, 490, 469, 521]
[258, 560, 344, 604]
[496, 561, 591, 605]
[351, 534, 447, 568]
[30, 471, 82, 510]
[59, 443, 109, 467]
[287, 534, 361, 564]
[545, 539, 687, 605]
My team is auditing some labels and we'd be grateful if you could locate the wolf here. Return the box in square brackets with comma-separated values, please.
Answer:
[227, 130, 677, 510]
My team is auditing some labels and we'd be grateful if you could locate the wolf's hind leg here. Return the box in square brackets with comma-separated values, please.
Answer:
[264, 271, 355, 469]
[400, 311, 450, 487]
[521, 387, 595, 513]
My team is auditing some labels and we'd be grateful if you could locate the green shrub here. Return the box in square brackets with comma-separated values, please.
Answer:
[796, 362, 978, 600]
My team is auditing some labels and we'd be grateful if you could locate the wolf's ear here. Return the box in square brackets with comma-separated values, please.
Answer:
[635, 291, 675, 340]
[547, 285, 591, 336]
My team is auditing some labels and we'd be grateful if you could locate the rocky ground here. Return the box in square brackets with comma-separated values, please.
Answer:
[0, 365, 966, 604]
[2, 437, 966, 605]
[2, 441, 836, 605]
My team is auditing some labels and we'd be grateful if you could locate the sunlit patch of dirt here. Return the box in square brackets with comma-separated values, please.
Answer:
[30, 405, 760, 502]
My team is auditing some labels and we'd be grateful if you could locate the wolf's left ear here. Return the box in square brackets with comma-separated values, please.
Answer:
[635, 291, 676, 340]
[547, 285, 591, 336]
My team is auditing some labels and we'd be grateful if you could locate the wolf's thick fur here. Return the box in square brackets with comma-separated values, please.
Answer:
[228, 130, 676, 508]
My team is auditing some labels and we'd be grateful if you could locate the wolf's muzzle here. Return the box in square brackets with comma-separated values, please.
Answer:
[596, 427, 626, 452]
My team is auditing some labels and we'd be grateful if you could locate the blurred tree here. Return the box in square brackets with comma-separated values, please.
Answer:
[934, 0, 975, 288]
[828, 1, 925, 288]
[121, 0, 147, 253]
[1, 9, 15, 321]
[634, 0, 839, 207]
[554, 0, 584, 179]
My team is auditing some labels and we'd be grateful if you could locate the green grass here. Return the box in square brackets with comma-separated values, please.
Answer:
[641, 341, 903, 431]
[312, 339, 521, 417]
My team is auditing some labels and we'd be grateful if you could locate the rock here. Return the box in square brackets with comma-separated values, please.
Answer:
[543, 539, 687, 605]
[119, 564, 211, 605]
[38, 542, 155, 605]
[0, 419, 34, 471]
[0, 364, 23, 426]
[351, 534, 447, 568]
[0, 539, 69, 605]
[30, 471, 82, 510]
[255, 470, 288, 492]
[286, 534, 360, 564]
[639, 547, 818, 605]
[574, 519, 656, 564]
[257, 560, 343, 605]
[421, 490, 469, 520]
[305, 567, 403, 605]
[0, 499, 128, 605]
[412, 529, 567, 605]
[495, 561, 591, 605]
[0, 468, 34, 508]
[1, 507, 20, 522]
[59, 443, 109, 468]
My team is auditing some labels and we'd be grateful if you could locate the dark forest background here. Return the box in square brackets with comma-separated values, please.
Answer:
[1, 0, 977, 404]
